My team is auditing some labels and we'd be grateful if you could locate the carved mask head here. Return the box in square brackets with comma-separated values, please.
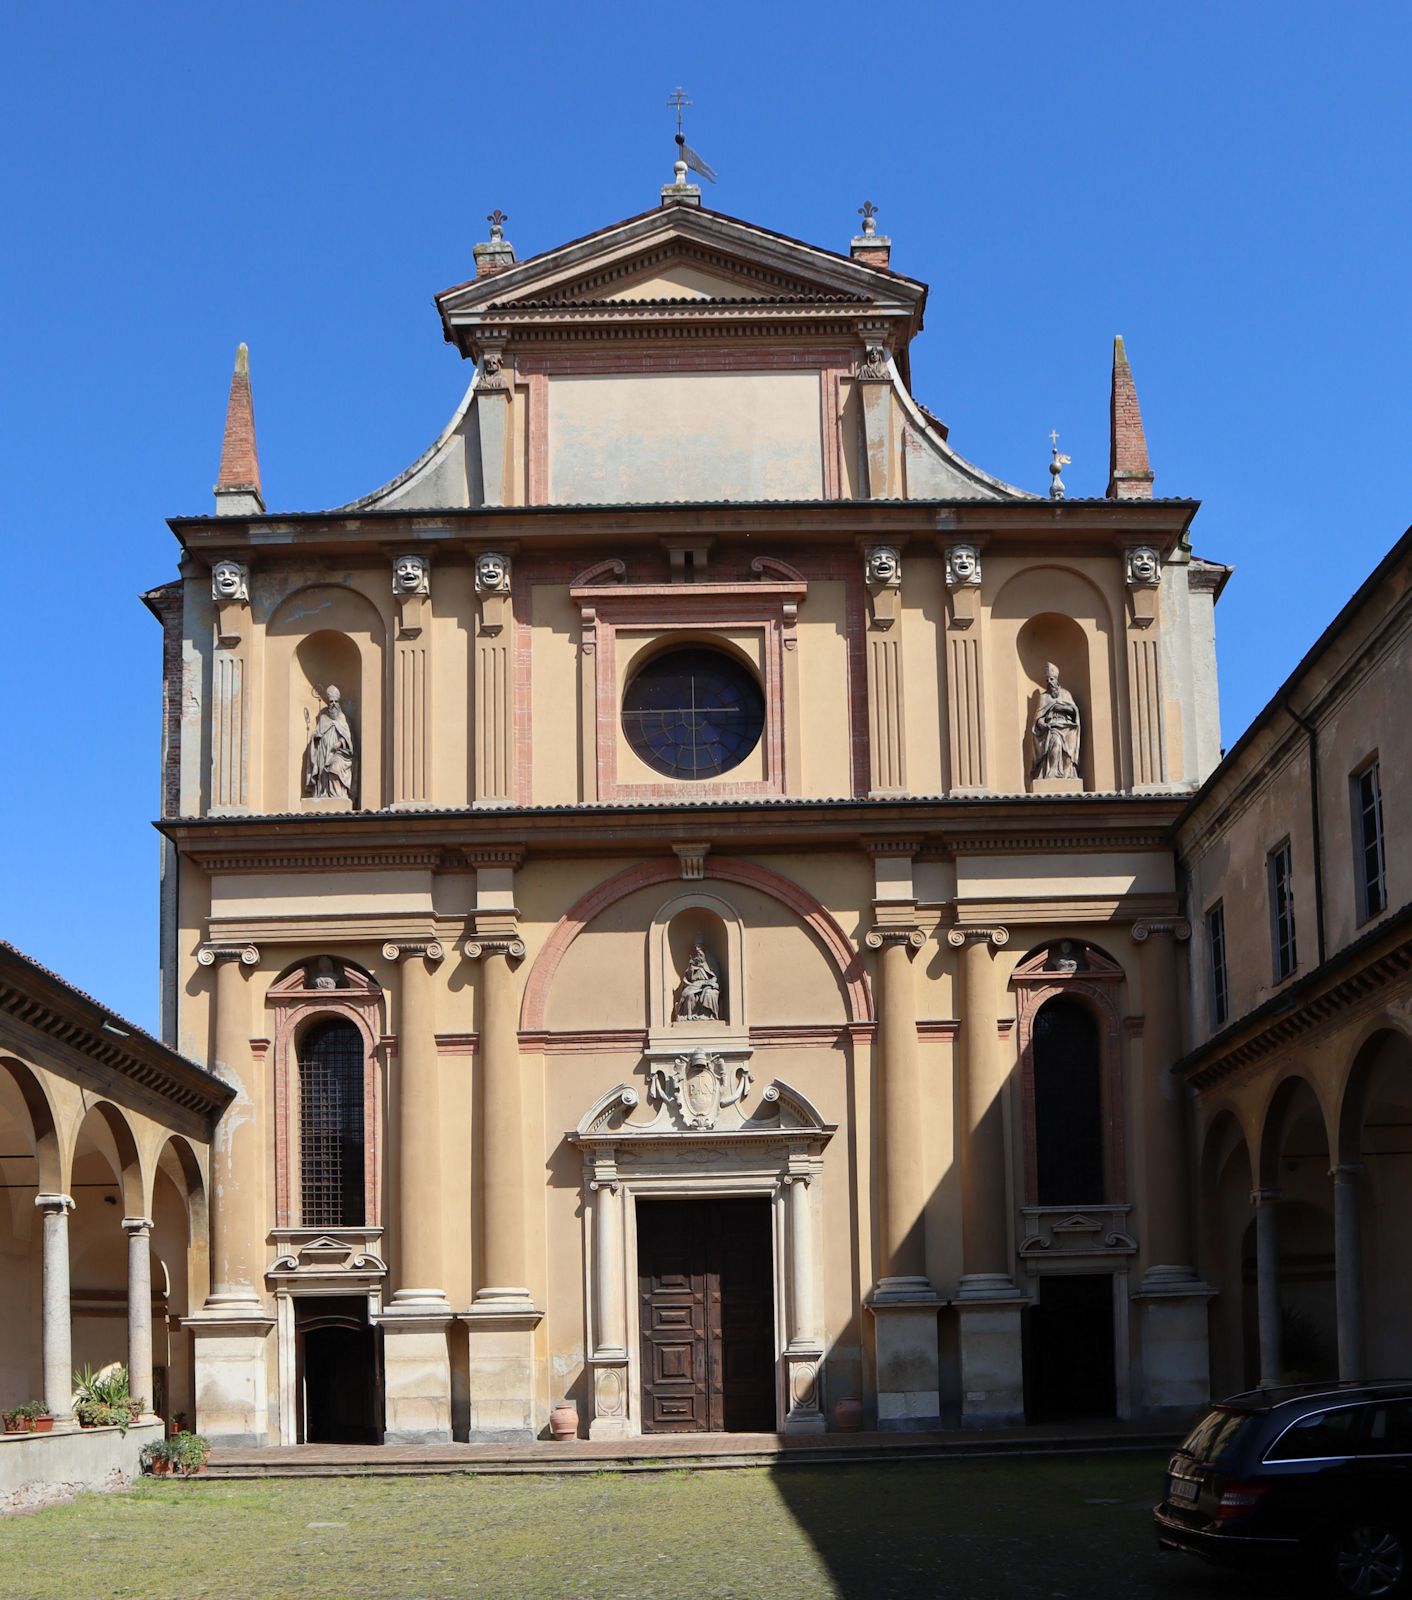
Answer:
[475, 550, 511, 595]
[1127, 546, 1160, 585]
[866, 545, 901, 586]
[393, 553, 429, 596]
[211, 559, 248, 603]
[946, 544, 981, 587]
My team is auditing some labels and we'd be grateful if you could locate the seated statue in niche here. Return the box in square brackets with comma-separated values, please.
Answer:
[304, 684, 356, 802]
[1031, 662, 1081, 781]
[674, 940, 721, 1022]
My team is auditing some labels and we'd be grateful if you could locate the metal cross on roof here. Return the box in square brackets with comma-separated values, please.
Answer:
[667, 85, 692, 136]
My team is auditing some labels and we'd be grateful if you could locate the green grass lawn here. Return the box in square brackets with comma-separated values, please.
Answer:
[0, 1453, 1292, 1600]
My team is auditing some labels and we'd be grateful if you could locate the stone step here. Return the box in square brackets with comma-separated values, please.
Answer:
[200, 1429, 1178, 1481]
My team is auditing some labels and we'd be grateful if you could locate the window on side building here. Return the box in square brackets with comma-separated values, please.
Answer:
[1268, 840, 1298, 983]
[1206, 902, 1229, 1028]
[1353, 758, 1387, 923]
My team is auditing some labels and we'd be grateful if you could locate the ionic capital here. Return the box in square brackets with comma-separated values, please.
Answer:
[35, 1193, 75, 1216]
[946, 926, 1009, 949]
[1131, 919, 1191, 944]
[1329, 1162, 1365, 1182]
[1250, 1187, 1281, 1207]
[122, 1216, 155, 1238]
[198, 943, 259, 967]
[463, 936, 527, 961]
[864, 928, 925, 950]
[381, 940, 445, 963]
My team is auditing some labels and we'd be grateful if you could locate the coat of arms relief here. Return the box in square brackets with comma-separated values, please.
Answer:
[648, 1048, 752, 1130]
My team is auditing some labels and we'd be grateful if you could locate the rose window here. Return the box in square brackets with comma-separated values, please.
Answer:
[621, 647, 765, 779]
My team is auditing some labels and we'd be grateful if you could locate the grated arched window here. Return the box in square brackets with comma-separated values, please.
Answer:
[298, 1019, 365, 1227]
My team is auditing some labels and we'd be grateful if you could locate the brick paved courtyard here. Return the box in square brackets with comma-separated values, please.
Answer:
[0, 1452, 1310, 1600]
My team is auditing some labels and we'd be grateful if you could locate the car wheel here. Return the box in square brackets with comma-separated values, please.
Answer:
[1334, 1524, 1408, 1598]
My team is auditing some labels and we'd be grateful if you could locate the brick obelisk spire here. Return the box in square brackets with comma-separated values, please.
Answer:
[1107, 335, 1154, 500]
[215, 343, 264, 515]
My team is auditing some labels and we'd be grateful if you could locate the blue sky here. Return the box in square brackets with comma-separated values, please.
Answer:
[3, 2, 1410, 1033]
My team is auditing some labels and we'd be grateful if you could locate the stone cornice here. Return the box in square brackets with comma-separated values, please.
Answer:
[1177, 901, 1412, 1091]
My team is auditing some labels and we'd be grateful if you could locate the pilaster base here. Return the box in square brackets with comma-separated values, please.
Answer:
[783, 1340, 827, 1434]
[462, 1291, 544, 1443]
[588, 1351, 633, 1439]
[184, 1312, 276, 1447]
[1134, 1269, 1216, 1418]
[868, 1281, 942, 1431]
[955, 1286, 1026, 1429]
[375, 1300, 454, 1445]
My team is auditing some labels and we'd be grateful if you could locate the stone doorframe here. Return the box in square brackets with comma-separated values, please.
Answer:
[568, 1078, 835, 1438]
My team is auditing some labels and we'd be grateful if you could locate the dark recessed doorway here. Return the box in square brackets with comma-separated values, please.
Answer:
[1024, 1274, 1117, 1423]
[638, 1197, 775, 1433]
[297, 1296, 381, 1444]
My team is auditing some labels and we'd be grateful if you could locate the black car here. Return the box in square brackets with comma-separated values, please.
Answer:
[1155, 1382, 1412, 1597]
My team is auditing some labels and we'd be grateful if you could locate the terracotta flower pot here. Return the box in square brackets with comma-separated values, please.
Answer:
[1, 1413, 18, 1434]
[549, 1401, 579, 1441]
[30, 1416, 53, 1433]
[151, 1459, 172, 1476]
[833, 1396, 864, 1433]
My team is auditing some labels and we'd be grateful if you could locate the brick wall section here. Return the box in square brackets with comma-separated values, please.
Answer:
[1107, 334, 1154, 500]
[217, 344, 262, 496]
[144, 582, 184, 819]
[849, 246, 891, 271]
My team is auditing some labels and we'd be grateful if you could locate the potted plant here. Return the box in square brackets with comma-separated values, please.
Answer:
[23, 1404, 53, 1434]
[140, 1437, 174, 1476]
[72, 1364, 142, 1435]
[166, 1431, 211, 1477]
[1, 1408, 21, 1433]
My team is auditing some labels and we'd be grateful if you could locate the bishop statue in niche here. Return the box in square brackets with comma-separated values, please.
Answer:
[1031, 663, 1081, 781]
[304, 685, 356, 802]
[674, 939, 722, 1022]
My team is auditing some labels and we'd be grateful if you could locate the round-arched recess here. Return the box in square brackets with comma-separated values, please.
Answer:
[1031, 996, 1104, 1205]
[0, 1060, 60, 1401]
[1260, 1076, 1337, 1383]
[1199, 1110, 1255, 1395]
[68, 1102, 144, 1377]
[1337, 1026, 1412, 1378]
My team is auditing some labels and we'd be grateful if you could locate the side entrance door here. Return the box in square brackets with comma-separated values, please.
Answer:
[638, 1197, 774, 1433]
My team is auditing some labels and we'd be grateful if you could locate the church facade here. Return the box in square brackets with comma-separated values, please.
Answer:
[152, 173, 1234, 1447]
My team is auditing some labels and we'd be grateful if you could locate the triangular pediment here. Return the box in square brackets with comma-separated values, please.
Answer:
[437, 203, 924, 351]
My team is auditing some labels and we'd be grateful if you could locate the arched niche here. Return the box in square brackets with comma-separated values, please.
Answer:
[264, 584, 386, 812]
[648, 891, 746, 1048]
[987, 566, 1119, 794]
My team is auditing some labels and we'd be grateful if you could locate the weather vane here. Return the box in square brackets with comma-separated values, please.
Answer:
[666, 85, 717, 184]
[1048, 430, 1072, 501]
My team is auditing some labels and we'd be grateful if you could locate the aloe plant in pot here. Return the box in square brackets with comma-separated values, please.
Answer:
[72, 1363, 143, 1434]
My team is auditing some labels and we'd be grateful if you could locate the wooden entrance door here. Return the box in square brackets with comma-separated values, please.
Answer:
[638, 1197, 775, 1433]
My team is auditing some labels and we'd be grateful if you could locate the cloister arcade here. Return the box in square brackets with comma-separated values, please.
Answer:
[1197, 1018, 1412, 1398]
[0, 945, 227, 1431]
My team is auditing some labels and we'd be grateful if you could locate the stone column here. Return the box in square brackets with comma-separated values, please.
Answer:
[1131, 921, 1213, 1416]
[587, 1153, 630, 1440]
[187, 943, 274, 1447]
[865, 920, 941, 1431]
[463, 930, 542, 1442]
[783, 1160, 826, 1435]
[35, 1194, 75, 1424]
[1253, 1189, 1283, 1386]
[1331, 1163, 1364, 1382]
[950, 925, 1025, 1428]
[123, 1217, 156, 1418]
[378, 939, 453, 1445]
